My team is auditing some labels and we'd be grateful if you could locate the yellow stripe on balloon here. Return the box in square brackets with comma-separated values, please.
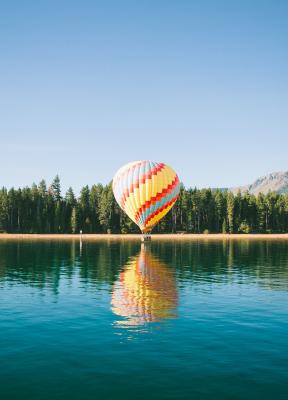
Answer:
[122, 165, 175, 216]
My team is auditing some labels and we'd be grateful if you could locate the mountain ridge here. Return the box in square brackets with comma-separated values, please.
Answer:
[230, 171, 288, 195]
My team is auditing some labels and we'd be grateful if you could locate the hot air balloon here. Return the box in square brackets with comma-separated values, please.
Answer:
[112, 161, 180, 234]
[111, 247, 177, 326]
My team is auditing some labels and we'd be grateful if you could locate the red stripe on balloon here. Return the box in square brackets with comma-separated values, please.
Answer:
[120, 162, 165, 208]
[135, 175, 179, 224]
[112, 161, 145, 193]
[143, 195, 179, 227]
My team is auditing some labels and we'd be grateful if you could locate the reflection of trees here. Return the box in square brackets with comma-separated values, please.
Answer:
[0, 239, 287, 294]
[0, 241, 67, 294]
[0, 240, 138, 293]
[76, 241, 138, 285]
[111, 245, 177, 326]
[152, 240, 288, 291]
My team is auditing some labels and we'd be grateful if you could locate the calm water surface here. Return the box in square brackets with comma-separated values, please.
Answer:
[0, 239, 287, 399]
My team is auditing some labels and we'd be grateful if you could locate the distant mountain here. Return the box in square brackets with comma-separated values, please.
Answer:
[231, 171, 288, 195]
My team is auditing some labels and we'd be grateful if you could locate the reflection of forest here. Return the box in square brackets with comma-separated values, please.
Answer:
[111, 246, 177, 326]
[156, 240, 288, 291]
[0, 240, 139, 293]
[0, 240, 287, 293]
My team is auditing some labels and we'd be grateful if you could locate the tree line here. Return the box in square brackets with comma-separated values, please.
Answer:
[0, 175, 288, 234]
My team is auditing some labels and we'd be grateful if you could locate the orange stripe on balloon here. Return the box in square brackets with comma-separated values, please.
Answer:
[120, 162, 165, 208]
[135, 175, 179, 224]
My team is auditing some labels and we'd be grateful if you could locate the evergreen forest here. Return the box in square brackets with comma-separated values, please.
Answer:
[0, 175, 288, 234]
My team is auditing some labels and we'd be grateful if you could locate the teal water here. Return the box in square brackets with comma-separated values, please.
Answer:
[0, 240, 287, 400]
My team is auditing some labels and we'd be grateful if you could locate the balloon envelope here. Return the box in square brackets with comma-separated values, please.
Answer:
[112, 160, 180, 232]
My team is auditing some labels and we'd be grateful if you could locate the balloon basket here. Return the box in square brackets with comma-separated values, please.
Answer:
[141, 234, 151, 242]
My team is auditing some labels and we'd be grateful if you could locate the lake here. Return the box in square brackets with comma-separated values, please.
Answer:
[0, 239, 287, 399]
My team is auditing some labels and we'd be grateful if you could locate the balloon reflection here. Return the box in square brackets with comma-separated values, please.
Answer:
[111, 246, 178, 327]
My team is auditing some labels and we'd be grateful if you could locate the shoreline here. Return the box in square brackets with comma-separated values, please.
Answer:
[0, 233, 288, 240]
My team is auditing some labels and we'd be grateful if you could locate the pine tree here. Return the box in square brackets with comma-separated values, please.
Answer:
[65, 187, 76, 206]
[0, 188, 8, 232]
[215, 190, 224, 233]
[99, 183, 118, 233]
[90, 184, 101, 232]
[79, 185, 91, 232]
[227, 192, 234, 233]
[222, 218, 227, 234]
[51, 175, 61, 201]
[257, 193, 266, 232]
[71, 207, 78, 234]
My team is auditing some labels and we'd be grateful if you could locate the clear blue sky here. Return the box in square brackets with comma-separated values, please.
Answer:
[0, 0, 287, 193]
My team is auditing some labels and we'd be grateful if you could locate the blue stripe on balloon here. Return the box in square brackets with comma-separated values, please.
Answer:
[138, 183, 180, 228]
